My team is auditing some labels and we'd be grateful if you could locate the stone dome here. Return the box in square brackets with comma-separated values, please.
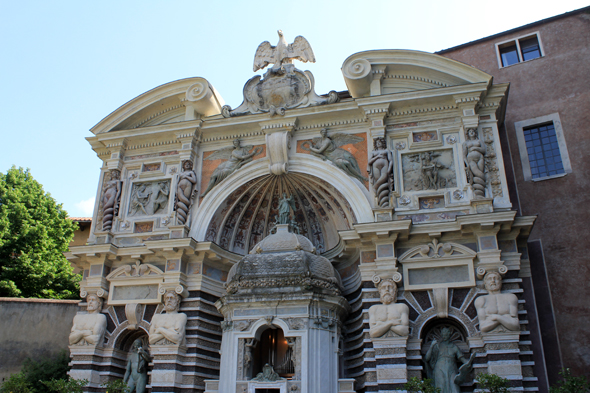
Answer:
[225, 224, 342, 296]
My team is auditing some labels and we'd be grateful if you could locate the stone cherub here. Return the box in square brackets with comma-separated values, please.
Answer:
[149, 290, 187, 346]
[368, 278, 409, 338]
[202, 139, 262, 196]
[123, 338, 150, 393]
[69, 294, 107, 346]
[475, 271, 519, 333]
[301, 128, 367, 183]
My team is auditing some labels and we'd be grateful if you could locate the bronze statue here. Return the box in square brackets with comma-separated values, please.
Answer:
[123, 338, 150, 393]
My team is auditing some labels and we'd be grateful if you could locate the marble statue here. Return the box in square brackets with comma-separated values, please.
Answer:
[69, 294, 107, 346]
[463, 128, 487, 198]
[301, 128, 367, 182]
[202, 139, 262, 196]
[278, 193, 296, 224]
[174, 160, 198, 225]
[368, 279, 409, 338]
[475, 272, 519, 333]
[149, 290, 187, 345]
[367, 137, 394, 207]
[123, 338, 150, 393]
[101, 169, 122, 231]
[424, 327, 474, 393]
[253, 30, 315, 72]
[252, 363, 284, 382]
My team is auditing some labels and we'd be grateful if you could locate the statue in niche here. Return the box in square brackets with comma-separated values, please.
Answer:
[202, 139, 262, 196]
[301, 128, 367, 183]
[475, 272, 519, 333]
[367, 137, 394, 207]
[153, 181, 170, 214]
[174, 160, 198, 225]
[101, 169, 122, 231]
[69, 294, 107, 346]
[463, 128, 487, 198]
[149, 290, 187, 345]
[420, 151, 445, 190]
[252, 363, 284, 382]
[278, 193, 296, 224]
[368, 278, 409, 338]
[129, 183, 152, 216]
[424, 327, 475, 393]
[123, 338, 150, 393]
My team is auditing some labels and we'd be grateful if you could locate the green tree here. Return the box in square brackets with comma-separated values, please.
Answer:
[476, 372, 510, 393]
[550, 368, 590, 393]
[43, 378, 88, 393]
[0, 167, 79, 299]
[404, 377, 441, 393]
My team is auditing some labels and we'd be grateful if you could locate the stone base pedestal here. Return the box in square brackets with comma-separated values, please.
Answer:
[368, 336, 409, 391]
[373, 207, 394, 222]
[338, 378, 356, 393]
[69, 346, 126, 392]
[93, 231, 114, 244]
[150, 345, 187, 391]
[168, 225, 189, 239]
[482, 332, 523, 386]
[470, 197, 494, 213]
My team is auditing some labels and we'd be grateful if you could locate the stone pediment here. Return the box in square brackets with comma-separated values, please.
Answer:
[342, 49, 492, 98]
[90, 77, 225, 134]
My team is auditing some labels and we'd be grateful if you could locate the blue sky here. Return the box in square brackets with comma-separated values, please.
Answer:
[1, 0, 587, 217]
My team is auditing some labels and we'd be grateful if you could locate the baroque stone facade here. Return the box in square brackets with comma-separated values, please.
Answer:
[67, 29, 558, 393]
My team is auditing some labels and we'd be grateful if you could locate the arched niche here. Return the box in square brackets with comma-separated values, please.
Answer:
[419, 317, 470, 354]
[115, 327, 150, 352]
[192, 157, 374, 254]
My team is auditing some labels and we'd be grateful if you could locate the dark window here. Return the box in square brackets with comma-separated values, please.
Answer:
[520, 36, 542, 61]
[523, 123, 564, 179]
[498, 34, 542, 67]
[500, 44, 519, 67]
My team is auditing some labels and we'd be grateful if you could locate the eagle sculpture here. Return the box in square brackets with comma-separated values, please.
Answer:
[253, 30, 316, 72]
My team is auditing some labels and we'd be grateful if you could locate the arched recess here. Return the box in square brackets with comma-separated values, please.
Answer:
[191, 156, 374, 253]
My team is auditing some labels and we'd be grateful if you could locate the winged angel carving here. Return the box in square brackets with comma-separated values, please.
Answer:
[202, 139, 262, 196]
[253, 30, 315, 72]
[301, 128, 368, 182]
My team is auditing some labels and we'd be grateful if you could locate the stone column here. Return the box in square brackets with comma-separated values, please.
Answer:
[372, 336, 409, 391]
[482, 332, 523, 388]
[150, 345, 188, 391]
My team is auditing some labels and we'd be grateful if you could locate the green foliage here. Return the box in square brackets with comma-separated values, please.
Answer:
[0, 372, 30, 393]
[476, 372, 510, 393]
[42, 378, 88, 393]
[0, 167, 79, 299]
[550, 368, 590, 393]
[21, 351, 70, 393]
[404, 376, 441, 393]
[101, 379, 130, 393]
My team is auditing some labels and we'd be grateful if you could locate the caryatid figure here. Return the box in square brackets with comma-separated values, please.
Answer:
[69, 294, 107, 346]
[475, 272, 520, 333]
[149, 290, 187, 345]
[367, 137, 394, 208]
[101, 169, 122, 231]
[123, 338, 150, 393]
[368, 278, 409, 338]
[174, 160, 197, 225]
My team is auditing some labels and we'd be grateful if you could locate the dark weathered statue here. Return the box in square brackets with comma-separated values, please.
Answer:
[367, 137, 393, 207]
[278, 193, 295, 224]
[174, 160, 197, 225]
[101, 169, 122, 231]
[424, 327, 474, 393]
[123, 338, 150, 393]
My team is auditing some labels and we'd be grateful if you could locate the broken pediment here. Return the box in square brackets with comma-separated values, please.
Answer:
[90, 77, 225, 134]
[341, 49, 492, 98]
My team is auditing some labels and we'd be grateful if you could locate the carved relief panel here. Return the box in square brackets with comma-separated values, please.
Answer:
[401, 149, 457, 192]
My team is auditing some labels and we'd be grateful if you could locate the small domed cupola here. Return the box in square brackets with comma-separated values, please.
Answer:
[225, 224, 342, 296]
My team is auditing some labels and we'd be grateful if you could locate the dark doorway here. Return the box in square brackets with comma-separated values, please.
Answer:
[254, 328, 293, 378]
